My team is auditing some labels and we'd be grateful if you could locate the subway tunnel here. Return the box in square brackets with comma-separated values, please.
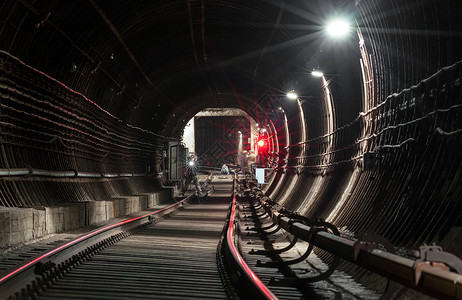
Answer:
[0, 0, 462, 299]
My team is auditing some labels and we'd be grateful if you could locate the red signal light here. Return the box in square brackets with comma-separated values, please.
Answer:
[257, 139, 265, 147]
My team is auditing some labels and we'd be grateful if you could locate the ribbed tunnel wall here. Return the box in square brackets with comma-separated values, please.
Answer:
[0, 1, 461, 292]
[259, 1, 462, 292]
[265, 0, 462, 254]
[0, 51, 166, 207]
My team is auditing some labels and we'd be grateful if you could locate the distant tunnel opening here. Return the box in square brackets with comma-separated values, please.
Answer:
[181, 108, 257, 168]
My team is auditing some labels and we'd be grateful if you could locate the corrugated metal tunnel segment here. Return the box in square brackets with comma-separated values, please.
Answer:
[252, 197, 462, 300]
[35, 198, 231, 299]
[0, 50, 166, 208]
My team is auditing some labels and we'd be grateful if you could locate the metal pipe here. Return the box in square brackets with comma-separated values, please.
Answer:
[118, 173, 133, 177]
[102, 173, 119, 178]
[31, 169, 76, 177]
[76, 172, 102, 178]
[0, 168, 151, 179]
[0, 169, 30, 176]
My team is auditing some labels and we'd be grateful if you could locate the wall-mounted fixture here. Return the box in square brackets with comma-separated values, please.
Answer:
[362, 151, 377, 171]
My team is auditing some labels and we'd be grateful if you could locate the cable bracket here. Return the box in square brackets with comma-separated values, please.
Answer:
[412, 243, 462, 285]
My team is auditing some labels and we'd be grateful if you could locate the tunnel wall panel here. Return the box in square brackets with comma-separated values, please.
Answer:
[0, 187, 174, 248]
[0, 50, 166, 208]
[277, 53, 462, 256]
[266, 1, 461, 265]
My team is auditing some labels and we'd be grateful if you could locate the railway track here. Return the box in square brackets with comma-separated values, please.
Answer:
[237, 197, 380, 299]
[32, 198, 230, 300]
[0, 175, 242, 299]
[0, 173, 406, 300]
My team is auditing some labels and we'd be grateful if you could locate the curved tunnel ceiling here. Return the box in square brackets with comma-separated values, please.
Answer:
[1, 1, 462, 297]
[1, 0, 362, 138]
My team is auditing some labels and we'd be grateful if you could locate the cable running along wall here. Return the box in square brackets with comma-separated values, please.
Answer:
[0, 51, 166, 207]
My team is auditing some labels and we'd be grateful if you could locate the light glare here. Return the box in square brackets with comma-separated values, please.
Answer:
[311, 70, 324, 77]
[326, 19, 350, 37]
[286, 91, 298, 100]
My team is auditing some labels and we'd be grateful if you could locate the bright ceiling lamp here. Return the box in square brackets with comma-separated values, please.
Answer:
[286, 90, 298, 100]
[311, 70, 324, 77]
[326, 19, 350, 37]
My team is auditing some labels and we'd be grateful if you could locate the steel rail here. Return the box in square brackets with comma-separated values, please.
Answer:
[259, 199, 462, 300]
[222, 190, 278, 300]
[0, 194, 195, 299]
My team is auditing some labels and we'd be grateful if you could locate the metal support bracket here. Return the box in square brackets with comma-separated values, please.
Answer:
[353, 241, 379, 261]
[354, 230, 399, 299]
[412, 243, 462, 285]
[245, 221, 278, 232]
[249, 236, 299, 255]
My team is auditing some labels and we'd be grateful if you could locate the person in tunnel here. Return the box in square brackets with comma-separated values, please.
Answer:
[247, 150, 256, 174]
[240, 150, 248, 174]
[181, 154, 202, 196]
[221, 163, 229, 175]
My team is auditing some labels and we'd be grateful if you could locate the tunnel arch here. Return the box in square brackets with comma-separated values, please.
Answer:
[0, 1, 461, 297]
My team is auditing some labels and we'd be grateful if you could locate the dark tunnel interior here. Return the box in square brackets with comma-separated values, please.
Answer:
[0, 0, 462, 298]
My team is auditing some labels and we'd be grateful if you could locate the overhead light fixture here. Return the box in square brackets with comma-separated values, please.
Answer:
[311, 70, 324, 77]
[286, 90, 298, 100]
[326, 19, 350, 38]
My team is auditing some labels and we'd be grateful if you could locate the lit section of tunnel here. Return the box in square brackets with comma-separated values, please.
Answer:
[0, 0, 461, 298]
[180, 108, 258, 167]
